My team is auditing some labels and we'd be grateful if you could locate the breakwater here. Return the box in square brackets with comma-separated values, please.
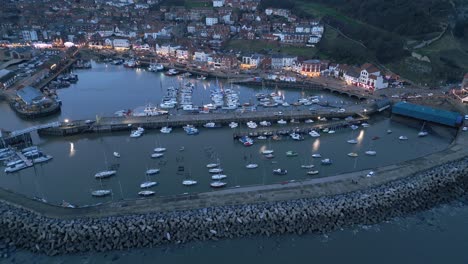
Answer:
[0, 156, 467, 256]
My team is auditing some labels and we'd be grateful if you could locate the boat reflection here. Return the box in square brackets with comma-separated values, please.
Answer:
[69, 142, 76, 157]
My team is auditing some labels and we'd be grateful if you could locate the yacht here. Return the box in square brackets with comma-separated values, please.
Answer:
[138, 190, 155, 196]
[165, 69, 179, 76]
[347, 152, 358, 157]
[350, 125, 359, 130]
[185, 127, 199, 135]
[32, 155, 53, 164]
[290, 133, 304, 141]
[311, 154, 322, 158]
[146, 169, 160, 175]
[246, 163, 258, 169]
[160, 126, 172, 133]
[182, 180, 197, 186]
[204, 122, 216, 128]
[304, 119, 314, 124]
[154, 148, 166, 152]
[229, 122, 238, 128]
[259, 121, 271, 126]
[261, 149, 274, 155]
[301, 164, 315, 169]
[91, 190, 112, 197]
[277, 119, 287, 125]
[273, 169, 288, 175]
[209, 168, 223, 173]
[211, 174, 227, 180]
[151, 153, 164, 158]
[246, 121, 257, 129]
[282, 102, 290, 107]
[328, 130, 336, 134]
[347, 139, 358, 144]
[309, 130, 321, 137]
[94, 170, 117, 179]
[4, 162, 29, 173]
[113, 152, 120, 158]
[307, 170, 319, 175]
[361, 123, 370, 128]
[210, 181, 227, 188]
[206, 163, 220, 168]
[130, 130, 142, 138]
[140, 181, 158, 189]
[264, 153, 275, 159]
[321, 158, 332, 165]
[399, 136, 408, 140]
[365, 150, 377, 156]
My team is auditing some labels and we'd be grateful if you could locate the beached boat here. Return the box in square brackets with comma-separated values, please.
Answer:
[273, 168, 288, 175]
[210, 181, 227, 188]
[304, 119, 314, 124]
[307, 170, 319, 175]
[204, 122, 217, 128]
[366, 171, 375, 177]
[140, 181, 158, 189]
[138, 190, 155, 196]
[328, 130, 336, 134]
[257, 136, 267, 140]
[91, 190, 111, 197]
[347, 152, 358, 157]
[246, 121, 257, 129]
[146, 169, 160, 175]
[94, 170, 116, 179]
[259, 121, 271, 126]
[246, 163, 258, 169]
[387, 129, 393, 134]
[182, 180, 197, 186]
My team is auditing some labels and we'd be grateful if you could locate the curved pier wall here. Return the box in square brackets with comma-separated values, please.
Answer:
[0, 157, 467, 255]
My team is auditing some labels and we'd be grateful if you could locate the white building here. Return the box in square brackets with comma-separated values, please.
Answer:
[22, 30, 38, 42]
[194, 51, 210, 62]
[271, 55, 297, 69]
[213, 0, 224, 7]
[206, 17, 219, 26]
[176, 48, 189, 60]
[112, 39, 130, 49]
[156, 44, 180, 57]
[358, 63, 388, 90]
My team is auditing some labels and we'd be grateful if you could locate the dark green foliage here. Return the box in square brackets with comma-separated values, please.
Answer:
[453, 19, 468, 39]
[259, 0, 296, 10]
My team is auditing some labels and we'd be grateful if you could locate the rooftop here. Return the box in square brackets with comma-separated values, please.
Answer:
[16, 86, 44, 105]
[392, 102, 463, 127]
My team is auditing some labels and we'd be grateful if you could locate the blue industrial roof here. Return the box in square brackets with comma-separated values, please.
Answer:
[392, 102, 463, 127]
[16, 86, 43, 105]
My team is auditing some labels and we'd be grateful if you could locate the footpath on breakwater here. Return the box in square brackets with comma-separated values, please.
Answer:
[0, 128, 467, 255]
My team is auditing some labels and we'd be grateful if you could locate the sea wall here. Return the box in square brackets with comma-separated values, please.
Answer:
[0, 157, 467, 256]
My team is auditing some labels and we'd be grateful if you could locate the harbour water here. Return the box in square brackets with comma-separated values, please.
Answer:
[0, 62, 464, 262]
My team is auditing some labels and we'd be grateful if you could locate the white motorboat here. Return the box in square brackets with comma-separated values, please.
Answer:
[229, 122, 238, 129]
[418, 131, 428, 137]
[182, 180, 197, 186]
[366, 171, 375, 177]
[154, 148, 166, 152]
[365, 150, 377, 156]
[399, 136, 408, 140]
[211, 174, 227, 180]
[138, 190, 155, 196]
[160, 126, 172, 133]
[261, 149, 274, 155]
[113, 152, 120, 158]
[6, 159, 23, 167]
[301, 164, 315, 169]
[246, 163, 258, 169]
[151, 153, 164, 158]
[210, 181, 227, 188]
[277, 119, 287, 125]
[304, 119, 314, 124]
[246, 121, 257, 129]
[22, 146, 38, 153]
[204, 122, 216, 128]
[140, 181, 158, 189]
[130, 131, 142, 138]
[361, 123, 370, 128]
[321, 158, 332, 165]
[91, 190, 111, 197]
[146, 169, 160, 175]
[311, 154, 322, 158]
[4, 162, 29, 173]
[32, 155, 53, 164]
[257, 136, 267, 140]
[307, 170, 319, 175]
[309, 130, 320, 137]
[328, 130, 336, 134]
[350, 125, 359, 130]
[387, 129, 393, 134]
[272, 168, 287, 175]
[347, 139, 358, 144]
[206, 163, 220, 168]
[347, 152, 358, 157]
[137, 127, 145, 132]
[259, 121, 271, 126]
[290, 133, 304, 141]
[322, 128, 329, 133]
[282, 102, 290, 107]
[94, 170, 116, 178]
[209, 168, 223, 173]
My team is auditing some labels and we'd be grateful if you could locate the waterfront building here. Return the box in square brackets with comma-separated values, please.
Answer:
[271, 55, 297, 70]
[358, 63, 388, 90]
[392, 102, 463, 127]
[300, 59, 322, 77]
[0, 69, 17, 89]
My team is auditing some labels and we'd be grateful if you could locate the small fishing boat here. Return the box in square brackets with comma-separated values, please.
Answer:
[328, 130, 336, 134]
[257, 136, 267, 140]
[365, 150, 377, 156]
[347, 139, 358, 144]
[146, 169, 160, 175]
[182, 180, 197, 186]
[321, 158, 332, 165]
[204, 122, 217, 128]
[361, 123, 370, 128]
[418, 131, 428, 137]
[206, 163, 219, 168]
[399, 136, 408, 140]
[350, 125, 359, 130]
[239, 136, 254, 146]
[286, 151, 298, 157]
[277, 119, 287, 125]
[138, 190, 155, 196]
[130, 130, 143, 138]
[210, 181, 227, 188]
[307, 170, 319, 175]
[151, 153, 164, 158]
[273, 168, 288, 175]
[347, 152, 358, 157]
[211, 174, 227, 180]
[113, 152, 120, 158]
[209, 168, 223, 173]
[322, 128, 329, 133]
[259, 121, 271, 126]
[261, 149, 274, 154]
[301, 164, 315, 169]
[32, 155, 53, 164]
[94, 170, 117, 179]
[309, 130, 320, 137]
[312, 154, 322, 158]
[160, 126, 172, 133]
[246, 163, 258, 169]
[290, 133, 304, 141]
[91, 190, 112, 197]
[304, 119, 314, 124]
[229, 122, 238, 128]
[153, 148, 166, 152]
[246, 121, 257, 129]
[366, 171, 375, 177]
[140, 181, 158, 189]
